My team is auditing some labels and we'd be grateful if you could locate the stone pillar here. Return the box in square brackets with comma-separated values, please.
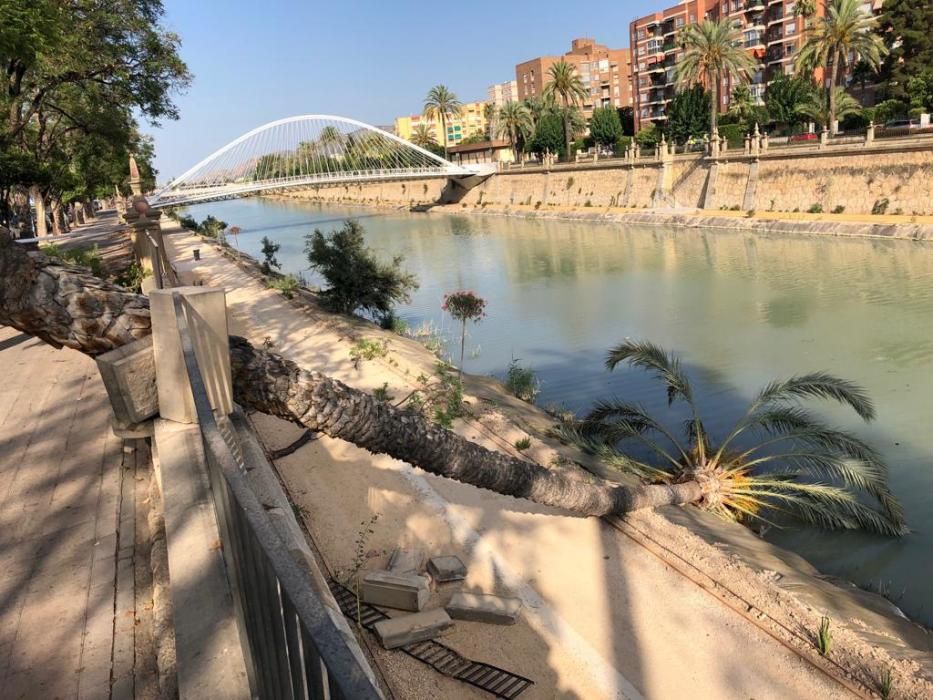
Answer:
[150, 287, 233, 424]
[751, 123, 761, 158]
[744, 134, 751, 155]
[865, 121, 875, 146]
[710, 130, 720, 160]
[819, 127, 829, 150]
[762, 131, 769, 153]
[634, 144, 641, 160]
[720, 135, 728, 154]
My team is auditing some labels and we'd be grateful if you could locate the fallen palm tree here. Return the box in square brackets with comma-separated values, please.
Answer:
[0, 229, 905, 532]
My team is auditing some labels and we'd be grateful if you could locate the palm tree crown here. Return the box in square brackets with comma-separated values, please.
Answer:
[543, 60, 588, 158]
[423, 85, 462, 159]
[495, 101, 533, 162]
[558, 340, 906, 536]
[796, 86, 861, 129]
[410, 123, 437, 148]
[795, 0, 887, 133]
[675, 18, 758, 134]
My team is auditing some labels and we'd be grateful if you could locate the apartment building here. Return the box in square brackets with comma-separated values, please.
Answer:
[487, 80, 518, 109]
[394, 100, 490, 148]
[515, 38, 633, 119]
[630, 0, 884, 132]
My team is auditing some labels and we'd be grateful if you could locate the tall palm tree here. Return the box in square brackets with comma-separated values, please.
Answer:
[558, 340, 905, 536]
[796, 86, 861, 129]
[675, 18, 758, 136]
[410, 123, 437, 149]
[795, 0, 887, 134]
[543, 60, 588, 159]
[423, 85, 462, 160]
[496, 101, 533, 162]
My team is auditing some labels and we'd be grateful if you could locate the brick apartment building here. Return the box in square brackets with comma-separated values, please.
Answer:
[515, 38, 633, 119]
[629, 0, 884, 132]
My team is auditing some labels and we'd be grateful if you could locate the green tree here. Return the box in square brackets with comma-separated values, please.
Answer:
[496, 101, 533, 162]
[589, 106, 624, 149]
[765, 74, 814, 131]
[442, 291, 486, 381]
[666, 85, 711, 144]
[560, 340, 906, 536]
[727, 84, 756, 123]
[675, 18, 758, 136]
[796, 0, 887, 134]
[877, 0, 933, 102]
[543, 60, 588, 159]
[618, 107, 635, 136]
[260, 237, 281, 274]
[905, 71, 933, 113]
[530, 112, 566, 158]
[423, 85, 462, 160]
[796, 87, 862, 129]
[305, 219, 418, 319]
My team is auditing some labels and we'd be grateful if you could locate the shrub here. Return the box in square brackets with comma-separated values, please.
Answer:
[505, 358, 540, 403]
[832, 205, 846, 214]
[198, 215, 227, 238]
[816, 616, 832, 657]
[41, 243, 105, 278]
[373, 383, 394, 402]
[114, 262, 149, 293]
[872, 198, 889, 215]
[379, 311, 409, 335]
[349, 338, 389, 369]
[808, 203, 823, 214]
[718, 123, 745, 149]
[260, 236, 281, 273]
[514, 437, 532, 451]
[268, 274, 299, 299]
[305, 219, 418, 318]
[178, 214, 199, 231]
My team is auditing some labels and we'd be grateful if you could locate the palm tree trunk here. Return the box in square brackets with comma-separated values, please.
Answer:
[711, 73, 719, 135]
[0, 227, 706, 518]
[29, 186, 48, 238]
[441, 114, 448, 161]
[827, 50, 840, 135]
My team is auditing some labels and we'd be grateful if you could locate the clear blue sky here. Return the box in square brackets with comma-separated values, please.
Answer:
[145, 0, 663, 182]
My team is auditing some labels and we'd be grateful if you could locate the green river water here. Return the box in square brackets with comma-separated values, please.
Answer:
[185, 198, 933, 628]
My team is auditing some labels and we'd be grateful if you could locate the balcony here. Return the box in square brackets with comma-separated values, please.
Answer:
[646, 62, 666, 74]
[745, 0, 766, 11]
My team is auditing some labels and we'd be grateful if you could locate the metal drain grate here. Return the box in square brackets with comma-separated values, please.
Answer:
[329, 580, 534, 699]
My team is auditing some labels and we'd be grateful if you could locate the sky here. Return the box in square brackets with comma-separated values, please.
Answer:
[144, 0, 665, 182]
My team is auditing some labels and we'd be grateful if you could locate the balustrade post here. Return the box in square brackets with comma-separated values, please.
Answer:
[150, 287, 233, 424]
[751, 123, 761, 158]
[865, 121, 875, 146]
[819, 127, 829, 150]
[744, 133, 751, 155]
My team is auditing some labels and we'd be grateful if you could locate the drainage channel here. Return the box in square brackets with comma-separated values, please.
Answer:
[329, 580, 534, 699]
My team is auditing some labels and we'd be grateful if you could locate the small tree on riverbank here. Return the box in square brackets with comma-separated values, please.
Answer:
[260, 236, 281, 273]
[305, 219, 418, 321]
[443, 290, 486, 381]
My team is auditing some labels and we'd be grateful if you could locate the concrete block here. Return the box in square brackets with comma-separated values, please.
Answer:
[95, 336, 158, 425]
[387, 547, 424, 575]
[427, 555, 466, 583]
[360, 571, 430, 611]
[150, 287, 233, 423]
[373, 609, 453, 650]
[446, 592, 522, 625]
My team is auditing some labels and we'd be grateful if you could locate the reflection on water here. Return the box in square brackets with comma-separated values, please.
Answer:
[186, 198, 933, 627]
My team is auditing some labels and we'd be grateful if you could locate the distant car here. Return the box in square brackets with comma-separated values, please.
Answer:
[789, 132, 818, 142]
[881, 119, 920, 130]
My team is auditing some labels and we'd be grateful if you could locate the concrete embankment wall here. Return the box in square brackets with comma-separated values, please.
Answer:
[277, 141, 933, 216]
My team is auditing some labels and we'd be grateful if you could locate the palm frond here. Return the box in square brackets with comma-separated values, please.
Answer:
[752, 372, 875, 421]
[605, 340, 694, 406]
[549, 422, 672, 481]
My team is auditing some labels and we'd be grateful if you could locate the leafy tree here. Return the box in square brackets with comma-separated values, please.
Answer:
[635, 123, 660, 147]
[676, 18, 757, 136]
[305, 219, 418, 319]
[797, 87, 861, 129]
[442, 291, 486, 381]
[666, 85, 711, 144]
[423, 85, 462, 160]
[560, 340, 906, 536]
[765, 74, 815, 131]
[529, 112, 565, 158]
[905, 71, 933, 113]
[877, 0, 933, 102]
[543, 60, 588, 159]
[796, 0, 887, 134]
[496, 101, 533, 162]
[589, 106, 623, 148]
[260, 237, 281, 274]
[618, 107, 635, 136]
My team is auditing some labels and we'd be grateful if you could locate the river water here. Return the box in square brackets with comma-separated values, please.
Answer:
[185, 198, 933, 627]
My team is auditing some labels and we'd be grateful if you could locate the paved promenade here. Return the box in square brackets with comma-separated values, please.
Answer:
[0, 325, 156, 699]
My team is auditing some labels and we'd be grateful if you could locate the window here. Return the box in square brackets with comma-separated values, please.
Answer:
[786, 24, 796, 35]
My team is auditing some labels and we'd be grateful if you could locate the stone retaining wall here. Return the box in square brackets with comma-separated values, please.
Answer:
[277, 142, 933, 216]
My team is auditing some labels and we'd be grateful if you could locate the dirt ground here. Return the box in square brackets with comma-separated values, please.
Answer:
[164, 221, 932, 700]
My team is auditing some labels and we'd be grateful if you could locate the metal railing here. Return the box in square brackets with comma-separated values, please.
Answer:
[172, 292, 383, 700]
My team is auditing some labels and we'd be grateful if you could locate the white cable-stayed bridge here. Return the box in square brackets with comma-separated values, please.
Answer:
[149, 115, 490, 208]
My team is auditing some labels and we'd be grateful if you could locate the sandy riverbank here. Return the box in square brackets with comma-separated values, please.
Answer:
[163, 218, 932, 699]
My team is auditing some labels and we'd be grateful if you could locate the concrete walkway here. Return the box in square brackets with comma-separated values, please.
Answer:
[0, 326, 157, 699]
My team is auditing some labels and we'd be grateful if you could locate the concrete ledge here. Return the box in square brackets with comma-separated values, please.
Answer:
[152, 418, 251, 699]
[96, 336, 158, 425]
[373, 610, 453, 650]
